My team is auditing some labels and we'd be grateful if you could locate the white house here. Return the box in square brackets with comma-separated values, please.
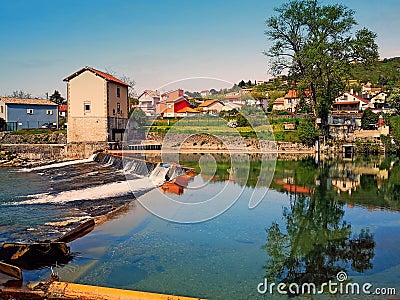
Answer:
[333, 92, 371, 113]
[138, 90, 160, 116]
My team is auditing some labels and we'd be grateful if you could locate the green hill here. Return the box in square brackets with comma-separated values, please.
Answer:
[350, 57, 400, 88]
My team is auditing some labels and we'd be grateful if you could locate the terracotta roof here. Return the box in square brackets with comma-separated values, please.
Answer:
[225, 95, 239, 99]
[284, 89, 298, 99]
[138, 90, 160, 99]
[333, 101, 359, 105]
[351, 93, 369, 104]
[283, 184, 312, 194]
[177, 107, 199, 113]
[273, 97, 285, 105]
[59, 104, 68, 112]
[63, 66, 129, 86]
[199, 100, 221, 107]
[0, 97, 58, 106]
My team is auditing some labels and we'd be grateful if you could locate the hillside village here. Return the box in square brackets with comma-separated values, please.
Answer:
[1, 58, 400, 159]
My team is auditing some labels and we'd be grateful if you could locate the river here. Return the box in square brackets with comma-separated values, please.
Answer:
[1, 153, 400, 299]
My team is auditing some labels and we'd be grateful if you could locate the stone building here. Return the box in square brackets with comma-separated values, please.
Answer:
[63, 66, 129, 143]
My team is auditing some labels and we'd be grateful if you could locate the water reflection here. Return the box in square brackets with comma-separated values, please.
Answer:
[177, 153, 400, 211]
[264, 164, 375, 296]
[177, 153, 400, 295]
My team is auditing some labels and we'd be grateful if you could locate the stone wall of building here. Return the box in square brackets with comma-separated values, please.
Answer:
[65, 142, 109, 159]
[67, 117, 108, 143]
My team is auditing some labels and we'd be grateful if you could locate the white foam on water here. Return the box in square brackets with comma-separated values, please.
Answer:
[45, 216, 92, 227]
[21, 154, 97, 172]
[6, 177, 156, 206]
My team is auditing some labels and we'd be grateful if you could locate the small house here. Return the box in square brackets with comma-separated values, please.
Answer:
[0, 97, 58, 131]
[199, 100, 225, 114]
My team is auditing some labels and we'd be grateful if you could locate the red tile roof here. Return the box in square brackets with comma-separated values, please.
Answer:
[177, 107, 199, 113]
[199, 99, 221, 107]
[333, 101, 359, 105]
[59, 104, 67, 112]
[225, 94, 239, 99]
[63, 66, 129, 86]
[350, 93, 369, 104]
[284, 89, 298, 99]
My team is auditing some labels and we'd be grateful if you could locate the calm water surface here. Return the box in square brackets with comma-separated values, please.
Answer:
[1, 154, 400, 299]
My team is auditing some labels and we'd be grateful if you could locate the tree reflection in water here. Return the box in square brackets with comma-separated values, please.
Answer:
[264, 164, 375, 296]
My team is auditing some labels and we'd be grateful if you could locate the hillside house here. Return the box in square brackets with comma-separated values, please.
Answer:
[156, 89, 191, 118]
[199, 100, 225, 114]
[138, 90, 160, 116]
[175, 107, 200, 117]
[0, 97, 58, 131]
[63, 66, 129, 143]
[272, 97, 285, 111]
[283, 89, 300, 113]
[332, 92, 371, 113]
[369, 92, 387, 109]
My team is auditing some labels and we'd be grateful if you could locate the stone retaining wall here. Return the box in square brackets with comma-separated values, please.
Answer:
[146, 132, 314, 152]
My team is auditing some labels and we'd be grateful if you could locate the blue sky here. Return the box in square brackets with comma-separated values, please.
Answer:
[0, 0, 399, 97]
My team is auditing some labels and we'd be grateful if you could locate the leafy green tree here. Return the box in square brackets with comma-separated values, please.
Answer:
[264, 0, 379, 129]
[49, 90, 65, 105]
[238, 80, 246, 88]
[264, 164, 375, 295]
[387, 87, 400, 115]
[297, 117, 320, 146]
[361, 108, 379, 129]
[389, 116, 400, 147]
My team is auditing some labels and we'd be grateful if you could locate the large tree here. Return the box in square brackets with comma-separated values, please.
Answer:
[264, 0, 379, 129]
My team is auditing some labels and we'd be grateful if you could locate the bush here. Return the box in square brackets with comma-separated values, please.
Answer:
[297, 118, 320, 146]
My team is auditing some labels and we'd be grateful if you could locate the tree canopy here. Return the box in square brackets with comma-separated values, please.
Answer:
[264, 0, 379, 127]
[49, 90, 65, 105]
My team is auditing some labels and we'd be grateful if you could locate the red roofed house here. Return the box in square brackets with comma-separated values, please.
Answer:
[156, 89, 191, 117]
[59, 104, 67, 118]
[199, 100, 225, 114]
[63, 66, 129, 144]
[176, 107, 199, 117]
[283, 89, 300, 113]
[333, 92, 371, 113]
[272, 89, 306, 112]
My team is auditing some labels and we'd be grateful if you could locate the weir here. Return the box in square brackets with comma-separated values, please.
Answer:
[94, 152, 188, 184]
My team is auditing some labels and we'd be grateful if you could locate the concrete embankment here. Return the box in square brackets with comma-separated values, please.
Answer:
[0, 281, 206, 299]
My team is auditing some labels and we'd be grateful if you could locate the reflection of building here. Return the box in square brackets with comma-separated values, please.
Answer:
[332, 177, 360, 194]
[274, 178, 313, 194]
[329, 159, 390, 195]
[160, 174, 194, 195]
